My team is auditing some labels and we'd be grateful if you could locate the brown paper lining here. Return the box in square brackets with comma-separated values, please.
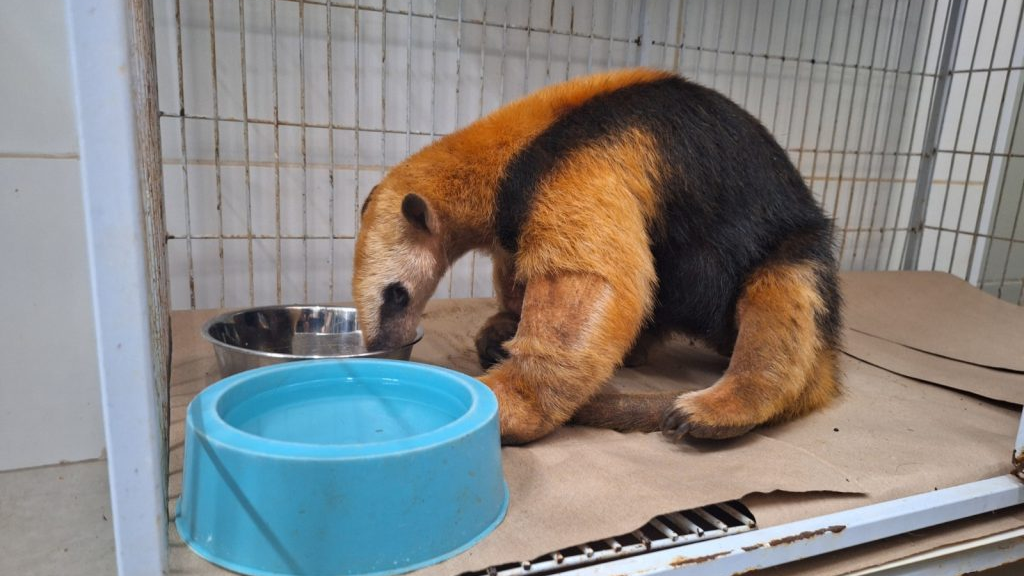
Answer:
[168, 284, 1021, 575]
[843, 329, 1024, 406]
[842, 271, 1024, 372]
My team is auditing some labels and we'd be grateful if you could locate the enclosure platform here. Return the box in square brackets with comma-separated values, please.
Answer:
[164, 271, 1024, 576]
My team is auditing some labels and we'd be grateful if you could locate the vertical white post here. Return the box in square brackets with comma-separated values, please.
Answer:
[65, 0, 168, 574]
[902, 0, 968, 270]
[1015, 407, 1024, 478]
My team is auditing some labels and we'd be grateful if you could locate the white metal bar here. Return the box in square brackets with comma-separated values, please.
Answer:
[470, 0, 489, 296]
[300, 0, 310, 302]
[847, 527, 1024, 576]
[902, 0, 968, 270]
[605, 0, 615, 70]
[558, 475, 1024, 576]
[931, 0, 997, 274]
[969, 5, 1024, 286]
[668, 512, 703, 537]
[172, 0, 196, 309]
[669, 0, 686, 72]
[650, 518, 679, 541]
[692, 508, 728, 532]
[882, 0, 946, 269]
[585, 0, 596, 73]
[836, 0, 894, 262]
[787, 0, 823, 168]
[634, 0, 648, 66]
[801, 0, 850, 193]
[238, 0, 256, 305]
[986, 80, 1024, 299]
[544, 0, 555, 84]
[326, 0, 337, 301]
[353, 0, 362, 234]
[725, 2, 746, 99]
[65, 0, 168, 574]
[740, 0, 763, 112]
[717, 503, 755, 528]
[765, 0, 792, 133]
[272, 0, 283, 302]
[658, 0, 671, 69]
[855, 0, 919, 270]
[1015, 407, 1024, 478]
[824, 0, 874, 224]
[207, 0, 226, 308]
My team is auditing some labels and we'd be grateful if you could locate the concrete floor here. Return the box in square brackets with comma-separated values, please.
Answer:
[0, 459, 115, 576]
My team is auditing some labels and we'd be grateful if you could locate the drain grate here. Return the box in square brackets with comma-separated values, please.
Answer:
[465, 501, 756, 576]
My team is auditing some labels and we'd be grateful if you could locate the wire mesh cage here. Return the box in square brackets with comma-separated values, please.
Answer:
[152, 0, 1024, 310]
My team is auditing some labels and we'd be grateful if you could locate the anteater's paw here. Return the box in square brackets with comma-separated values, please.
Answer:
[475, 311, 520, 369]
[660, 392, 757, 442]
[499, 410, 553, 446]
[479, 374, 554, 445]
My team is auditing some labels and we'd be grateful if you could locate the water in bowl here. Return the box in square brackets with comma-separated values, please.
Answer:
[219, 377, 469, 445]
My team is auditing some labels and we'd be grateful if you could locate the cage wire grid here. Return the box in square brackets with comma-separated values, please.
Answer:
[152, 0, 1024, 311]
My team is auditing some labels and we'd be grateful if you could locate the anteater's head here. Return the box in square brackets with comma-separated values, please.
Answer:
[353, 177, 448, 352]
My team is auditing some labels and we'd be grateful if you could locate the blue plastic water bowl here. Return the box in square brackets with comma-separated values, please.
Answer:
[176, 359, 509, 576]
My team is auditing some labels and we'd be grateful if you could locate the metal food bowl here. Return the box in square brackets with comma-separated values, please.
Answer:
[202, 305, 423, 377]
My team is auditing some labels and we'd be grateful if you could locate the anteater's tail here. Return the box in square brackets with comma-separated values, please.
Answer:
[569, 391, 679, 433]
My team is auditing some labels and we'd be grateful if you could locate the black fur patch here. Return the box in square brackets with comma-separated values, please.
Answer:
[360, 185, 380, 216]
[380, 282, 410, 321]
[494, 76, 841, 352]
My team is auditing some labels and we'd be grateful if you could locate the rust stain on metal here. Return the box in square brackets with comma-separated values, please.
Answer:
[742, 544, 765, 552]
[1013, 450, 1024, 479]
[669, 551, 730, 567]
[767, 525, 846, 547]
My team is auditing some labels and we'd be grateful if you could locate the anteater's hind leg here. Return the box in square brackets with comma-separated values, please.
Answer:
[662, 261, 841, 440]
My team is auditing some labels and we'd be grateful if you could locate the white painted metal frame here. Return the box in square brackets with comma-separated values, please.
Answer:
[849, 526, 1024, 575]
[66, 1, 169, 575]
[560, 477, 1024, 576]
[544, 408, 1024, 575]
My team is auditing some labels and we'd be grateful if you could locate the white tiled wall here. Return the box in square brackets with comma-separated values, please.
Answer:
[0, 0, 105, 470]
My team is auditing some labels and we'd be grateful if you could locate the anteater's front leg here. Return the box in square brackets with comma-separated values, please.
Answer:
[475, 251, 524, 369]
[480, 272, 647, 444]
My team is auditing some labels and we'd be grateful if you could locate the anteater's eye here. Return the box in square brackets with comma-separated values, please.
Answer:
[382, 282, 410, 311]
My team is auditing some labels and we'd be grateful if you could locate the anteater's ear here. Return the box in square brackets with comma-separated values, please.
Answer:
[401, 193, 435, 234]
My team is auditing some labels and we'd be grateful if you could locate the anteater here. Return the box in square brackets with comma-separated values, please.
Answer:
[352, 69, 842, 445]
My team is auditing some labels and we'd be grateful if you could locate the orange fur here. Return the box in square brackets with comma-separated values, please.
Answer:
[481, 271, 648, 444]
[663, 262, 841, 439]
[364, 69, 674, 254]
[473, 129, 663, 442]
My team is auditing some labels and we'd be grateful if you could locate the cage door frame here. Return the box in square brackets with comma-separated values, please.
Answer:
[66, 0, 170, 574]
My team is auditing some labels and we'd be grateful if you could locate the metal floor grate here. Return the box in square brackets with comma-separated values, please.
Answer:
[465, 501, 756, 576]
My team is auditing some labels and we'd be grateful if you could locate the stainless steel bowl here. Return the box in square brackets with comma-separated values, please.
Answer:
[201, 305, 424, 377]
